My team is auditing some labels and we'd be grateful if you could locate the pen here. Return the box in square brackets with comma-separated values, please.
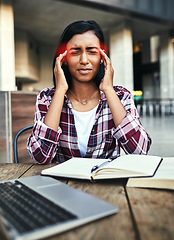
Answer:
[91, 160, 113, 173]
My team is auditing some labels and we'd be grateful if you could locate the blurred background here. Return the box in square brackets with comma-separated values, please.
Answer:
[0, 0, 174, 162]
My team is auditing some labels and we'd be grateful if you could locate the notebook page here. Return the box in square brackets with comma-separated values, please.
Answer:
[101, 155, 162, 176]
[42, 158, 107, 179]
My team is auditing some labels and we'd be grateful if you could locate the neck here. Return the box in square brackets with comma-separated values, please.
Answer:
[69, 82, 99, 102]
[67, 82, 100, 109]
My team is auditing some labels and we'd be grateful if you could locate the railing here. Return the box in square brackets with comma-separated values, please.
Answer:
[134, 98, 174, 116]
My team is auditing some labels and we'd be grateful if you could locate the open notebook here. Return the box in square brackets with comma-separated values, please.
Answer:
[0, 175, 118, 240]
[41, 155, 163, 181]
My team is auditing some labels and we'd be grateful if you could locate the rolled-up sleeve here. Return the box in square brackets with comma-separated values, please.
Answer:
[112, 86, 152, 154]
[112, 113, 151, 154]
[27, 88, 62, 164]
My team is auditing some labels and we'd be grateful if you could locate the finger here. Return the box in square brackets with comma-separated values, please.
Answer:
[99, 49, 105, 62]
[62, 50, 67, 56]
[55, 51, 67, 69]
[60, 50, 68, 65]
[100, 48, 105, 55]
[100, 49, 108, 59]
[100, 49, 110, 67]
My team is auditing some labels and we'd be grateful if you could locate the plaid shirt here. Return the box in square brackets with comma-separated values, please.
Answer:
[27, 86, 151, 164]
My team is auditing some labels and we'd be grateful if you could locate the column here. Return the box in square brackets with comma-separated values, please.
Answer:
[159, 32, 174, 98]
[109, 21, 133, 92]
[0, 0, 16, 90]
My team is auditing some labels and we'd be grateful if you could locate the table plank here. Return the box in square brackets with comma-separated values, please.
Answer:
[21, 164, 57, 177]
[126, 188, 174, 240]
[0, 163, 33, 181]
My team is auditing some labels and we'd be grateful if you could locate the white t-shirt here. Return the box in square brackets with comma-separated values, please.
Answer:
[72, 105, 98, 157]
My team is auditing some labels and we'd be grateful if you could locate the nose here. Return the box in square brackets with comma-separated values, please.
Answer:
[79, 52, 89, 64]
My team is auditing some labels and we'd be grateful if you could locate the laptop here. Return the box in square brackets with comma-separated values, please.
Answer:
[0, 175, 118, 240]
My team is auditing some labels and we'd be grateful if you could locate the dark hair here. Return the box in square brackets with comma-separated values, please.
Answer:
[53, 20, 105, 88]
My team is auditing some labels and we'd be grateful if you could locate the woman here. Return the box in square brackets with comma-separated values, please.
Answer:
[27, 20, 151, 164]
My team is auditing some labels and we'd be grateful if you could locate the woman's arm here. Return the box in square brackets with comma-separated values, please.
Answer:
[27, 89, 62, 164]
[113, 87, 152, 154]
[44, 51, 68, 131]
[99, 49, 151, 154]
[27, 51, 69, 164]
[99, 49, 127, 126]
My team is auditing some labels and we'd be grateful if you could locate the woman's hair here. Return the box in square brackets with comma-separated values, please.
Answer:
[53, 20, 105, 88]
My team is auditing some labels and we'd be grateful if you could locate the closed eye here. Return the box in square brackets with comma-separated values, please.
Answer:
[69, 47, 81, 55]
[87, 50, 98, 54]
[70, 50, 80, 55]
[87, 47, 99, 54]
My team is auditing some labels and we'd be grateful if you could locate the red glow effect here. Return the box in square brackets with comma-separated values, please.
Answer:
[54, 42, 109, 59]
[100, 43, 109, 55]
[54, 43, 67, 58]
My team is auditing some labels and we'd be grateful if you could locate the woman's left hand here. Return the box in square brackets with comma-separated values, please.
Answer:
[99, 49, 114, 93]
[99, 49, 127, 127]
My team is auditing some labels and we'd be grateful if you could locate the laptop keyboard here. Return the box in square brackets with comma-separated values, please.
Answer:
[0, 180, 77, 234]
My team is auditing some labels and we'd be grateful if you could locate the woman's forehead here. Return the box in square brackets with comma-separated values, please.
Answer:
[66, 31, 100, 49]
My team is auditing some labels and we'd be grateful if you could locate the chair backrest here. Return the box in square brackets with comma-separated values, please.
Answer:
[13, 125, 34, 163]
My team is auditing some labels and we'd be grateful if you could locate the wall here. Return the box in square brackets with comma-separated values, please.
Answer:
[0, 91, 37, 163]
[15, 29, 40, 83]
[15, 29, 55, 91]
[0, 91, 12, 163]
[11, 92, 37, 163]
[23, 42, 55, 91]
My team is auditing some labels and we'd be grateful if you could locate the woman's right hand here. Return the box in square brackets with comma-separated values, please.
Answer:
[44, 51, 69, 131]
[54, 50, 69, 93]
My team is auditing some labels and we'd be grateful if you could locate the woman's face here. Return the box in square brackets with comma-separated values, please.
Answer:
[66, 31, 101, 84]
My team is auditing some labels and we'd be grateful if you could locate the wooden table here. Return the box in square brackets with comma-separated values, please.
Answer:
[0, 163, 174, 240]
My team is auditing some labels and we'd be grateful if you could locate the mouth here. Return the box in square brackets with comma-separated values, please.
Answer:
[77, 68, 92, 75]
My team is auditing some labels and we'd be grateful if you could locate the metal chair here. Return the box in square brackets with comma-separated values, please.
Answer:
[13, 125, 33, 163]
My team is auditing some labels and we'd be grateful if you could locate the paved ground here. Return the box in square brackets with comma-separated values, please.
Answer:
[140, 115, 174, 157]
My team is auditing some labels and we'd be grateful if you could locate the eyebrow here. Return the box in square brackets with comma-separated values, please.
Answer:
[69, 46, 99, 51]
[87, 47, 99, 51]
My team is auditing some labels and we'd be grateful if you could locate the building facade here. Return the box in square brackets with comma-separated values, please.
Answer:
[0, 0, 174, 98]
